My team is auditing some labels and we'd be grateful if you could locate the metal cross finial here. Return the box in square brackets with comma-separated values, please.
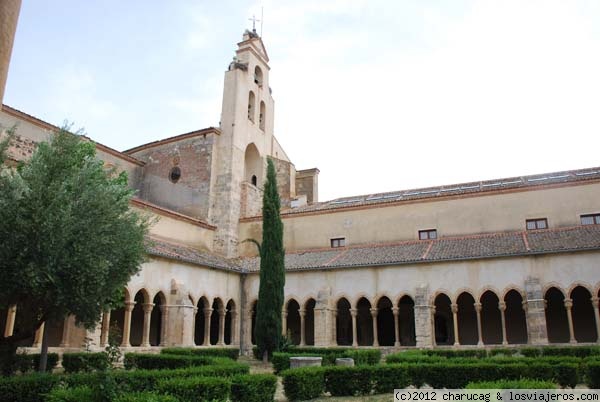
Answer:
[249, 15, 261, 33]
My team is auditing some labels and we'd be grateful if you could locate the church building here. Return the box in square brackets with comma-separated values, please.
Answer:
[1, 2, 600, 354]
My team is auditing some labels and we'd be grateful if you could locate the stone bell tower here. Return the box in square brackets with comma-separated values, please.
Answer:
[0, 0, 22, 105]
[210, 29, 276, 257]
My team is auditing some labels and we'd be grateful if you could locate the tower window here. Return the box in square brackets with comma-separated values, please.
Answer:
[526, 218, 548, 230]
[251, 175, 257, 186]
[248, 91, 256, 122]
[254, 66, 263, 86]
[581, 214, 600, 225]
[259, 101, 266, 131]
[331, 237, 346, 248]
[169, 166, 181, 183]
[419, 229, 437, 240]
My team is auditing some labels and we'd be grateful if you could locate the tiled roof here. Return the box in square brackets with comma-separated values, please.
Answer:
[278, 167, 600, 217]
[240, 225, 600, 272]
[146, 237, 241, 272]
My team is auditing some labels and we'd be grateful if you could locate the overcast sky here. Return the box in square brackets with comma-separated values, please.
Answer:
[5, 0, 600, 201]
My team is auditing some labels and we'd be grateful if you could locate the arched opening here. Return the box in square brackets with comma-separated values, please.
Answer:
[399, 295, 416, 346]
[480, 291, 502, 344]
[130, 290, 148, 346]
[109, 289, 129, 346]
[336, 298, 352, 346]
[504, 290, 528, 344]
[0, 308, 7, 338]
[259, 101, 266, 131]
[244, 143, 262, 186]
[251, 301, 257, 345]
[304, 299, 316, 346]
[434, 293, 454, 345]
[457, 292, 478, 345]
[286, 299, 301, 345]
[248, 91, 256, 122]
[149, 292, 165, 346]
[254, 66, 263, 86]
[194, 297, 208, 345]
[376, 297, 395, 346]
[225, 299, 235, 345]
[571, 286, 597, 342]
[210, 298, 223, 345]
[356, 297, 373, 346]
[545, 287, 569, 343]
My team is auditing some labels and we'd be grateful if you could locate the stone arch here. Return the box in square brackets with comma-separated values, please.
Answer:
[254, 65, 263, 86]
[259, 101, 266, 131]
[286, 299, 301, 345]
[130, 289, 149, 346]
[456, 291, 478, 345]
[352, 293, 373, 309]
[570, 285, 597, 342]
[244, 143, 262, 187]
[504, 289, 528, 344]
[210, 298, 224, 345]
[336, 297, 352, 346]
[545, 287, 569, 343]
[225, 299, 236, 345]
[480, 290, 502, 344]
[149, 291, 166, 346]
[376, 296, 394, 346]
[248, 91, 256, 122]
[477, 286, 502, 301]
[194, 296, 209, 345]
[304, 298, 316, 346]
[434, 293, 454, 345]
[398, 295, 416, 346]
[356, 297, 373, 346]
[501, 286, 526, 301]
[430, 289, 452, 306]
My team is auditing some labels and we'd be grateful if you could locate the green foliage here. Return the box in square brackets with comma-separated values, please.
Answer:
[0, 373, 60, 402]
[325, 366, 373, 396]
[230, 374, 277, 402]
[105, 323, 123, 365]
[156, 376, 229, 402]
[0, 352, 59, 375]
[0, 127, 149, 352]
[160, 347, 239, 360]
[255, 158, 285, 359]
[123, 353, 216, 370]
[585, 361, 600, 388]
[46, 386, 97, 402]
[281, 366, 326, 401]
[343, 349, 381, 365]
[272, 348, 380, 373]
[62, 352, 109, 373]
[113, 393, 179, 402]
[466, 379, 557, 389]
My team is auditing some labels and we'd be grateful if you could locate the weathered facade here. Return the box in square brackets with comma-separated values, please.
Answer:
[1, 16, 600, 356]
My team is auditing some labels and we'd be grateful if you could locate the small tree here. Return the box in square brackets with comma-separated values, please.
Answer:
[254, 158, 285, 361]
[0, 127, 149, 372]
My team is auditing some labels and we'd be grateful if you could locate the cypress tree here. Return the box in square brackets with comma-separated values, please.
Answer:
[254, 158, 285, 361]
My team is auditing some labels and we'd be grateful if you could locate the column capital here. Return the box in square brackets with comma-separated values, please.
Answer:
[299, 308, 306, 317]
[125, 301, 136, 312]
[142, 303, 155, 313]
[218, 307, 226, 316]
[564, 298, 573, 309]
[370, 308, 378, 317]
[203, 307, 213, 317]
[350, 308, 358, 317]
[451, 303, 458, 313]
[592, 297, 599, 308]
[521, 300, 529, 312]
[474, 302, 482, 312]
[392, 306, 400, 315]
[498, 301, 506, 311]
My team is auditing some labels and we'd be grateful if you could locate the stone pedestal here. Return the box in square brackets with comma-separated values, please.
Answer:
[290, 356, 322, 369]
[335, 357, 354, 367]
[414, 285, 433, 347]
[524, 277, 548, 345]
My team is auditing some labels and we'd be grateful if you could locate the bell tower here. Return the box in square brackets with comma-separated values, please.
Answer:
[210, 30, 276, 257]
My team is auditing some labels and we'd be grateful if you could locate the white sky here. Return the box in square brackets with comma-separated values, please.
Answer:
[5, 0, 600, 201]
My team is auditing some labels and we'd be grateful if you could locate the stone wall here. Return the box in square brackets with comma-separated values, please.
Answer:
[295, 168, 319, 204]
[240, 182, 263, 218]
[273, 157, 292, 208]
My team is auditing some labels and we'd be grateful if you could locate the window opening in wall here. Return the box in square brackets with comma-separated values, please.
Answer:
[259, 101, 266, 131]
[418, 229, 437, 240]
[331, 237, 345, 248]
[254, 66, 263, 86]
[248, 91, 256, 122]
[581, 214, 600, 225]
[526, 218, 548, 230]
[251, 175, 257, 186]
[169, 166, 181, 183]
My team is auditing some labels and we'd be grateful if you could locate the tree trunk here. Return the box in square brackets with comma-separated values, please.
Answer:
[38, 322, 49, 372]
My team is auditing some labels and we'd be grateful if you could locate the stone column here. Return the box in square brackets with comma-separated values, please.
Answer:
[431, 306, 437, 347]
[4, 305, 16, 337]
[245, 307, 254, 346]
[192, 307, 198, 345]
[564, 298, 576, 344]
[414, 285, 433, 348]
[218, 307, 226, 346]
[100, 311, 111, 347]
[451, 303, 460, 347]
[370, 308, 379, 347]
[0, 0, 21, 104]
[159, 306, 168, 346]
[282, 309, 287, 336]
[350, 308, 358, 347]
[499, 301, 508, 346]
[392, 307, 400, 347]
[121, 301, 135, 347]
[299, 308, 306, 346]
[141, 303, 154, 347]
[592, 297, 600, 343]
[230, 308, 237, 345]
[332, 310, 338, 345]
[203, 308, 213, 345]
[59, 316, 73, 348]
[33, 322, 45, 348]
[524, 277, 548, 344]
[474, 302, 483, 347]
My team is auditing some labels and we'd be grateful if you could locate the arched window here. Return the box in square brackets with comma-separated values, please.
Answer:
[251, 175, 257, 186]
[259, 101, 266, 131]
[254, 66, 263, 86]
[248, 91, 256, 122]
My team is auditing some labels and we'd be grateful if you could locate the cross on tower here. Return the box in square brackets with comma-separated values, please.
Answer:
[248, 15, 261, 33]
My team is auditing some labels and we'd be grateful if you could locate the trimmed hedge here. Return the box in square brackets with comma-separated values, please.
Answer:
[46, 386, 97, 402]
[124, 353, 216, 370]
[3, 353, 60, 374]
[157, 376, 229, 402]
[466, 379, 557, 389]
[62, 352, 109, 373]
[231, 374, 277, 402]
[273, 349, 381, 373]
[161, 347, 239, 360]
[0, 373, 61, 402]
[114, 393, 179, 402]
[282, 366, 326, 401]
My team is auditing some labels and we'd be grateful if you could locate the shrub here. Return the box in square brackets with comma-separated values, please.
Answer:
[282, 367, 326, 401]
[487, 348, 520, 357]
[157, 376, 230, 402]
[0, 373, 61, 402]
[161, 347, 239, 360]
[62, 352, 109, 373]
[325, 366, 373, 396]
[114, 393, 179, 402]
[424, 349, 487, 358]
[373, 365, 411, 394]
[272, 353, 291, 374]
[230, 374, 277, 402]
[466, 379, 557, 389]
[5, 353, 60, 374]
[123, 353, 214, 370]
[586, 361, 600, 388]
[46, 386, 97, 402]
[343, 349, 381, 365]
